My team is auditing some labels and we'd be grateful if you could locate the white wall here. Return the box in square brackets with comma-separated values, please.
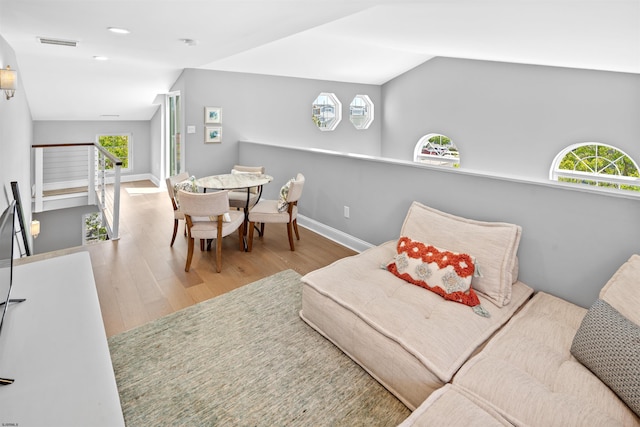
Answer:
[382, 57, 640, 181]
[174, 69, 382, 179]
[0, 35, 33, 253]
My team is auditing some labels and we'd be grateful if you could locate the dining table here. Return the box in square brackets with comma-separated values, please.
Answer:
[195, 173, 273, 250]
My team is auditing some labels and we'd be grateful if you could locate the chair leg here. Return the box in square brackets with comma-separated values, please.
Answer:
[215, 235, 222, 273]
[200, 239, 205, 251]
[287, 221, 295, 251]
[247, 221, 255, 252]
[185, 237, 194, 272]
[293, 219, 300, 240]
[260, 223, 265, 236]
[170, 219, 179, 247]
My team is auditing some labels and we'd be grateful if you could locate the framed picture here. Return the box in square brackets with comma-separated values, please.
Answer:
[205, 107, 222, 124]
[205, 126, 222, 143]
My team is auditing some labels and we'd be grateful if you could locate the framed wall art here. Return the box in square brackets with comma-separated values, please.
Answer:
[205, 126, 222, 143]
[205, 107, 222, 124]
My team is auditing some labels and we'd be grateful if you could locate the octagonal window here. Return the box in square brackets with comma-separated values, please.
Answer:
[349, 95, 374, 130]
[312, 92, 342, 131]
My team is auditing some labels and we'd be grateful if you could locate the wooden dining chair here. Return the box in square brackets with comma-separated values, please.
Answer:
[247, 173, 305, 252]
[165, 172, 190, 246]
[178, 190, 245, 273]
[228, 165, 265, 210]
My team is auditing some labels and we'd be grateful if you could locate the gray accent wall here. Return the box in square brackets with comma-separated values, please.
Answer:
[32, 205, 99, 254]
[33, 120, 152, 179]
[239, 141, 640, 309]
[173, 69, 382, 179]
[382, 57, 640, 181]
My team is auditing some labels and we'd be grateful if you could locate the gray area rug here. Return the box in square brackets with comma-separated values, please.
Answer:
[108, 269, 410, 426]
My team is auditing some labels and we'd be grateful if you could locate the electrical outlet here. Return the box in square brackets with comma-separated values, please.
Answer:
[344, 206, 350, 218]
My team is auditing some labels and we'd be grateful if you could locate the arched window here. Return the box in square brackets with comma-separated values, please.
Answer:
[413, 134, 459, 167]
[550, 142, 640, 193]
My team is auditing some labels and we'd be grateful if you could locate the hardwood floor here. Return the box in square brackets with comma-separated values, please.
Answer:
[27, 181, 357, 338]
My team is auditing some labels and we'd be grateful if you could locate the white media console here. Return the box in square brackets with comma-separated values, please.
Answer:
[0, 252, 124, 426]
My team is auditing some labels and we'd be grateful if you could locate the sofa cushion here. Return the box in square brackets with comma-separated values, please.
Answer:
[398, 384, 512, 427]
[599, 254, 640, 326]
[454, 292, 640, 426]
[571, 299, 640, 417]
[399, 202, 521, 307]
[300, 241, 533, 410]
[386, 237, 486, 313]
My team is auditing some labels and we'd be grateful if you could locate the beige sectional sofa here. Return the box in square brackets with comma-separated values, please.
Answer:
[299, 201, 640, 426]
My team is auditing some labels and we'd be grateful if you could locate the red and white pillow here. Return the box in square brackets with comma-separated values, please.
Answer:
[387, 236, 489, 316]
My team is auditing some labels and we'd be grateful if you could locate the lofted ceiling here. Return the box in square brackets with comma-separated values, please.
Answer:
[1, 0, 638, 121]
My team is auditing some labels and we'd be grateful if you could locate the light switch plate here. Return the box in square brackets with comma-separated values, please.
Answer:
[187, 125, 196, 134]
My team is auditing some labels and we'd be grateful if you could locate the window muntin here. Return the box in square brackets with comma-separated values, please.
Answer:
[413, 134, 459, 167]
[312, 92, 342, 131]
[97, 133, 130, 171]
[349, 94, 374, 130]
[550, 142, 640, 193]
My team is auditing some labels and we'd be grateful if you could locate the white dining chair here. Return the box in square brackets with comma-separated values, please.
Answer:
[247, 173, 305, 252]
[165, 172, 190, 247]
[228, 165, 265, 211]
[178, 189, 244, 273]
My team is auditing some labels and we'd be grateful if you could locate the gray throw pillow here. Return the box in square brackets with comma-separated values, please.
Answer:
[571, 299, 640, 417]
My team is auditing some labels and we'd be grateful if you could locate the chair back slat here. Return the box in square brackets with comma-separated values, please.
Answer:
[232, 165, 265, 174]
[178, 190, 230, 217]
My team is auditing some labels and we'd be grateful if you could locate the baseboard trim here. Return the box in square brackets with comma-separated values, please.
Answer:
[297, 215, 372, 253]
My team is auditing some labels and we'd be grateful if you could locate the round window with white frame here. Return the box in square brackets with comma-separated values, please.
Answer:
[413, 134, 460, 167]
[349, 94, 374, 130]
[312, 92, 342, 131]
[550, 142, 640, 193]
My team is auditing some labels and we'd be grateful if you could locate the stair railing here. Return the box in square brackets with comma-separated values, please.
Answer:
[32, 143, 122, 240]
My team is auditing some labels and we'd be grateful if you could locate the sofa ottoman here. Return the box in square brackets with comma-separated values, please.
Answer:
[300, 202, 534, 409]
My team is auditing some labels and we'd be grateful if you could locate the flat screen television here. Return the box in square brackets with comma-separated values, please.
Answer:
[0, 201, 24, 385]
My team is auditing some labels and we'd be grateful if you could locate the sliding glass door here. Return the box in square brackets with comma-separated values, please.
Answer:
[167, 92, 183, 177]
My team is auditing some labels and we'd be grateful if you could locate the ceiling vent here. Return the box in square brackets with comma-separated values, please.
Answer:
[37, 37, 78, 47]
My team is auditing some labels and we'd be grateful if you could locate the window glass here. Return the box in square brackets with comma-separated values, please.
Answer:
[550, 142, 640, 193]
[83, 212, 108, 244]
[97, 134, 130, 170]
[413, 134, 459, 167]
[312, 93, 342, 131]
[349, 95, 374, 130]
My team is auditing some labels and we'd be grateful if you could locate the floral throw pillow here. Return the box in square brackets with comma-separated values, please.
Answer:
[277, 178, 294, 213]
[386, 236, 489, 317]
[173, 176, 198, 208]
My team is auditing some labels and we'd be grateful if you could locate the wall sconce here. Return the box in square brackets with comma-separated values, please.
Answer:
[0, 65, 17, 100]
[30, 220, 40, 239]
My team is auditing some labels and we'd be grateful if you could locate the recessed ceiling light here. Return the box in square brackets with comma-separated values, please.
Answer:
[93, 56, 109, 61]
[107, 27, 130, 34]
[180, 38, 198, 47]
